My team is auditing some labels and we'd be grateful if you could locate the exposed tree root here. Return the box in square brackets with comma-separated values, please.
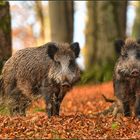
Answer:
[101, 94, 115, 103]
[92, 94, 123, 117]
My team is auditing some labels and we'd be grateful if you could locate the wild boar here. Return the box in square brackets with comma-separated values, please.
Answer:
[113, 38, 140, 118]
[1, 42, 81, 117]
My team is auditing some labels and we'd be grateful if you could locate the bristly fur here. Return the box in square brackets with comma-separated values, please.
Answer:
[123, 38, 139, 50]
[1, 42, 81, 117]
[113, 38, 140, 118]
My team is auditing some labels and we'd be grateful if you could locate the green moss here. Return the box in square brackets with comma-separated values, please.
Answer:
[80, 60, 114, 84]
[0, 104, 10, 115]
[0, 1, 6, 6]
[0, 2, 11, 35]
[51, 130, 61, 139]
[0, 15, 11, 35]
[111, 122, 119, 130]
[32, 107, 45, 113]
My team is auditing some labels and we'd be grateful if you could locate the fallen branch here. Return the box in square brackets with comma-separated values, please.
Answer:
[92, 95, 122, 116]
[102, 94, 115, 103]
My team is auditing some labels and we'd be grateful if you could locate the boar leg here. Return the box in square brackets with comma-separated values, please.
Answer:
[114, 80, 131, 116]
[135, 93, 140, 118]
[9, 88, 31, 116]
[45, 92, 59, 117]
[50, 91, 66, 116]
[51, 92, 59, 116]
[45, 92, 54, 118]
[45, 90, 61, 117]
[122, 101, 131, 116]
[54, 101, 60, 115]
[54, 91, 67, 116]
[49, 92, 65, 116]
[41, 84, 53, 117]
[54, 98, 61, 116]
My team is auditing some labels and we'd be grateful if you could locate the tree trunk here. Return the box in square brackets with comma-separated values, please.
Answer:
[48, 1, 74, 43]
[84, 1, 127, 82]
[0, 1, 12, 72]
[35, 1, 45, 40]
[111, 1, 127, 39]
[132, 2, 140, 38]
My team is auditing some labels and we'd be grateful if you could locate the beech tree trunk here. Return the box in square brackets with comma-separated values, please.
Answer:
[132, 2, 140, 38]
[0, 1, 12, 72]
[84, 1, 127, 82]
[48, 1, 74, 43]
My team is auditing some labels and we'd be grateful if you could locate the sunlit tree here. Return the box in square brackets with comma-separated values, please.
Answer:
[132, 2, 140, 38]
[0, 1, 12, 72]
[48, 1, 74, 43]
[35, 1, 45, 40]
[84, 1, 127, 82]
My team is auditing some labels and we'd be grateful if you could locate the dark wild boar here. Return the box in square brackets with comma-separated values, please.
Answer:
[113, 38, 140, 118]
[1, 42, 81, 117]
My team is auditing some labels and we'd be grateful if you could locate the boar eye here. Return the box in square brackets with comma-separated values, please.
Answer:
[69, 60, 75, 72]
[122, 53, 128, 59]
[136, 53, 140, 59]
[69, 60, 75, 71]
[55, 61, 61, 65]
[69, 60, 75, 66]
[136, 52, 140, 59]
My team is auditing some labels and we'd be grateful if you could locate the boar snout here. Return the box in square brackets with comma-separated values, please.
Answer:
[61, 75, 72, 88]
[130, 69, 140, 77]
[62, 81, 71, 88]
[61, 81, 71, 92]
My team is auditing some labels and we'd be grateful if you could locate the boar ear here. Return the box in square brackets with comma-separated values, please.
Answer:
[114, 39, 125, 54]
[47, 43, 58, 59]
[70, 42, 80, 58]
[137, 38, 140, 44]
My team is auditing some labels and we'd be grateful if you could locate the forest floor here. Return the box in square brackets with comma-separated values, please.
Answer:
[0, 81, 140, 139]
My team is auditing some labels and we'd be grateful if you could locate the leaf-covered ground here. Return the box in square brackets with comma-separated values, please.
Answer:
[0, 82, 140, 139]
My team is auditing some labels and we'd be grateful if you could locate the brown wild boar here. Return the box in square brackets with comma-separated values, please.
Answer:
[1, 42, 81, 117]
[113, 38, 140, 118]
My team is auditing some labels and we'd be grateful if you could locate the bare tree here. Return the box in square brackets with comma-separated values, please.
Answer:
[132, 2, 140, 38]
[48, 1, 74, 43]
[35, 1, 45, 40]
[84, 1, 127, 82]
[0, 1, 12, 72]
